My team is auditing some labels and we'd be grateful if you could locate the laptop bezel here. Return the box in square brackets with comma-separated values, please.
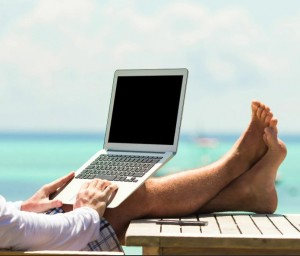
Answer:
[103, 68, 188, 153]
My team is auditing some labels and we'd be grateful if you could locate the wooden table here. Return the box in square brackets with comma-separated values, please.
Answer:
[125, 213, 300, 255]
[0, 251, 123, 256]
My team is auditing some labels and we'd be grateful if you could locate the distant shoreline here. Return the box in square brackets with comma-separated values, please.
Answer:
[0, 132, 299, 143]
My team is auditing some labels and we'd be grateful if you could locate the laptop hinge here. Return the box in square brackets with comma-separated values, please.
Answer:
[107, 150, 166, 154]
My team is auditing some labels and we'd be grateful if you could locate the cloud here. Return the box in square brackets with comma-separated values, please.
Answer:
[19, 0, 95, 27]
[0, 0, 300, 133]
[0, 1, 274, 83]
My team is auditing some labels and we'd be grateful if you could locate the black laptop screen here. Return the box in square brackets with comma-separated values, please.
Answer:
[108, 75, 183, 145]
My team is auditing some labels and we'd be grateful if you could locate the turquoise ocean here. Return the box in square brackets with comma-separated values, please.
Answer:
[1, 132, 300, 211]
[1, 132, 300, 254]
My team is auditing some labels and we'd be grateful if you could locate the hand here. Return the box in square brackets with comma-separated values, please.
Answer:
[74, 179, 118, 217]
[21, 172, 75, 213]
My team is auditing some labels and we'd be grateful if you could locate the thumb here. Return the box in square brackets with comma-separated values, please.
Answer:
[104, 184, 118, 195]
[49, 199, 63, 209]
[39, 199, 63, 212]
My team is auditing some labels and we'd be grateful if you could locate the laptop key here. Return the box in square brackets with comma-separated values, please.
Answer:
[95, 174, 117, 181]
[76, 155, 163, 182]
[133, 172, 145, 177]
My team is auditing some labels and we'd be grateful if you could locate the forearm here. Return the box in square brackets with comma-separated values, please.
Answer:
[0, 206, 100, 250]
[0, 176, 114, 251]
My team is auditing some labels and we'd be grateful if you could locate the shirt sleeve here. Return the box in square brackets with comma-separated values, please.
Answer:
[6, 200, 22, 210]
[0, 195, 100, 251]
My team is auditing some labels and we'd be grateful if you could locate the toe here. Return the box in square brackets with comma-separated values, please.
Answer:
[251, 101, 260, 116]
[265, 112, 273, 125]
[257, 107, 264, 119]
[264, 126, 278, 147]
[270, 118, 278, 133]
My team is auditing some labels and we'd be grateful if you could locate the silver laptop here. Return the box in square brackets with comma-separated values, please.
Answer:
[53, 68, 188, 208]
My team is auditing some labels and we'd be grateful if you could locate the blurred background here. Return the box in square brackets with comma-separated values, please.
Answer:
[1, 1, 300, 253]
[1, 0, 300, 134]
[0, 0, 300, 254]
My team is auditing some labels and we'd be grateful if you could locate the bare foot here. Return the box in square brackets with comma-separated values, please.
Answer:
[199, 125, 287, 214]
[263, 124, 287, 165]
[226, 100, 274, 172]
[240, 125, 287, 213]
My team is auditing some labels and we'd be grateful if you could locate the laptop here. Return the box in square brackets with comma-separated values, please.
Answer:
[53, 68, 188, 208]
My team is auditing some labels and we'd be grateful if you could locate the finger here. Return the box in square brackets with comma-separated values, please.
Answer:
[36, 199, 63, 213]
[100, 179, 111, 190]
[45, 172, 75, 194]
[78, 181, 91, 192]
[103, 184, 118, 199]
[91, 179, 110, 190]
[45, 199, 63, 210]
[83, 181, 91, 189]
[89, 178, 102, 188]
[105, 185, 118, 205]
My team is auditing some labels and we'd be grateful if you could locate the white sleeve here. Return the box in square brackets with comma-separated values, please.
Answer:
[0, 196, 100, 251]
[6, 200, 22, 210]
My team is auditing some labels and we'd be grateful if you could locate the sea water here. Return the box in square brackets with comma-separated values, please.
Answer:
[0, 133, 299, 254]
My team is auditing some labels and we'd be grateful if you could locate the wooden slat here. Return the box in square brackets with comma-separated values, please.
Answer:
[233, 214, 261, 235]
[143, 247, 161, 255]
[159, 233, 300, 250]
[251, 214, 281, 235]
[180, 216, 200, 234]
[0, 251, 123, 255]
[198, 214, 220, 235]
[161, 247, 300, 256]
[285, 214, 300, 233]
[215, 214, 240, 235]
[126, 218, 161, 236]
[268, 214, 300, 235]
[161, 218, 181, 234]
[124, 218, 160, 247]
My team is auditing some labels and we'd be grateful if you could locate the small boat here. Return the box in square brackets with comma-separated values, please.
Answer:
[196, 137, 219, 148]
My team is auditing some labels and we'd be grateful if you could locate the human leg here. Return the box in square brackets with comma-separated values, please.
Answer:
[197, 122, 286, 213]
[104, 101, 274, 239]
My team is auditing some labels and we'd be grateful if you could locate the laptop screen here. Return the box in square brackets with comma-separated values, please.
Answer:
[108, 75, 183, 145]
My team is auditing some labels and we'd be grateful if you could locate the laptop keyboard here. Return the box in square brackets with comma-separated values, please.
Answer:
[76, 154, 162, 182]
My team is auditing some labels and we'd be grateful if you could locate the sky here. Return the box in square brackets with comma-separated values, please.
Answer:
[1, 0, 300, 135]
